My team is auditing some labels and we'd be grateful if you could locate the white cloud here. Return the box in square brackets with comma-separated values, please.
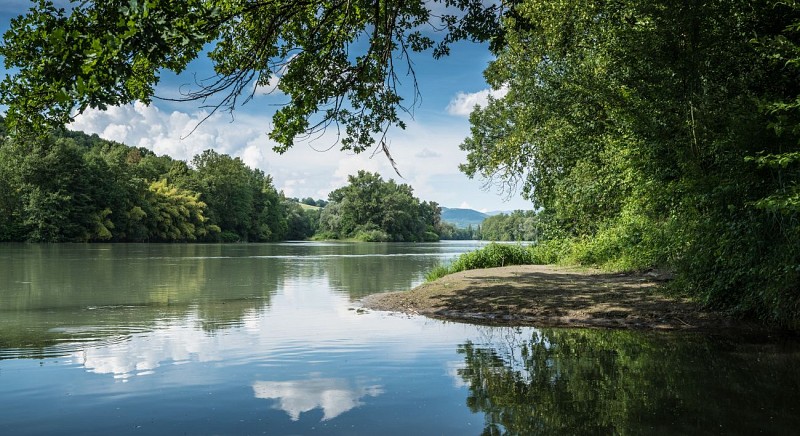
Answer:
[446, 85, 508, 117]
[445, 361, 470, 389]
[69, 102, 269, 163]
[239, 144, 265, 169]
[414, 148, 441, 158]
[71, 311, 249, 380]
[253, 75, 282, 96]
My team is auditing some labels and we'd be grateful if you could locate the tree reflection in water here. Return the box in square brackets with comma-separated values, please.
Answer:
[456, 328, 800, 435]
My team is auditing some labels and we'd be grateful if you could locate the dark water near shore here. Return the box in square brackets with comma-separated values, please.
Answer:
[1, 242, 799, 435]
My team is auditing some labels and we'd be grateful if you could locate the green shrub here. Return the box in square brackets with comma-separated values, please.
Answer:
[426, 243, 534, 281]
[529, 238, 569, 264]
[425, 264, 452, 281]
[310, 231, 339, 240]
[219, 230, 241, 243]
[354, 229, 390, 242]
[423, 231, 440, 242]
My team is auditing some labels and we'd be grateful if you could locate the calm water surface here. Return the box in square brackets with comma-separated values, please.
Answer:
[1, 242, 799, 435]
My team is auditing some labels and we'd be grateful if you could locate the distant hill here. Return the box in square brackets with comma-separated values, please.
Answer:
[441, 207, 488, 228]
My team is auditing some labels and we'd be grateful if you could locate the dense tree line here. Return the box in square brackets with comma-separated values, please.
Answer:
[438, 223, 481, 241]
[0, 119, 443, 243]
[0, 119, 290, 242]
[317, 170, 442, 242]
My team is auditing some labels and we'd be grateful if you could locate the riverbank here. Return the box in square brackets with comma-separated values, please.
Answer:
[362, 264, 754, 331]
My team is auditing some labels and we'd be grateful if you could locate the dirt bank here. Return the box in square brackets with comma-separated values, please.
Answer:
[362, 264, 750, 331]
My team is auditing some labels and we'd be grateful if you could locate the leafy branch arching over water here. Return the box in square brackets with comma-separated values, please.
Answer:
[0, 0, 509, 154]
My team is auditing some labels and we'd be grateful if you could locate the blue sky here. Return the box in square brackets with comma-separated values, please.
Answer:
[0, 1, 532, 212]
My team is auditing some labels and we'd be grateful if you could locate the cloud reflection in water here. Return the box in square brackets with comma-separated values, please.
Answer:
[253, 376, 384, 421]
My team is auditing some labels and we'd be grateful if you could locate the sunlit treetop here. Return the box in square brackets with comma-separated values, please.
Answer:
[0, 0, 513, 155]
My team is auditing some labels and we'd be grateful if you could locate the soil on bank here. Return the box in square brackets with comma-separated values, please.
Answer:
[362, 264, 755, 331]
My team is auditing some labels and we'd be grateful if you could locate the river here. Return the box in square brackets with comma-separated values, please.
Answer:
[1, 242, 798, 435]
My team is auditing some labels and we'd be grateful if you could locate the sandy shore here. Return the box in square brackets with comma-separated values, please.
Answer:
[362, 264, 749, 331]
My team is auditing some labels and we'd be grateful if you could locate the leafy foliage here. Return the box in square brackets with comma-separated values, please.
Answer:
[459, 0, 800, 327]
[144, 179, 219, 242]
[479, 210, 548, 242]
[0, 0, 509, 154]
[437, 222, 481, 240]
[180, 150, 287, 242]
[0, 121, 287, 242]
[319, 170, 442, 241]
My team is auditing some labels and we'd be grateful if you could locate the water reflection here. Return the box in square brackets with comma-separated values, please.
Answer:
[3, 242, 799, 435]
[456, 328, 800, 435]
[68, 309, 264, 380]
[253, 376, 384, 421]
[0, 242, 472, 359]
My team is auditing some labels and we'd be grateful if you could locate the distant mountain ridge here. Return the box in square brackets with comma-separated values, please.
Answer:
[440, 207, 489, 228]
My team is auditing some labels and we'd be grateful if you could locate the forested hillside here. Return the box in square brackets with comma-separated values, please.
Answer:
[0, 119, 445, 243]
[440, 208, 488, 228]
[0, 119, 293, 242]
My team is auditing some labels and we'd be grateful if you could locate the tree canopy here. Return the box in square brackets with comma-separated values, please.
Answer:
[479, 210, 543, 242]
[0, 122, 298, 242]
[0, 0, 509, 154]
[318, 170, 442, 241]
[461, 0, 800, 326]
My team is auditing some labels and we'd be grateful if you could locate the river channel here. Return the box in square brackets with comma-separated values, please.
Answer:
[1, 242, 799, 435]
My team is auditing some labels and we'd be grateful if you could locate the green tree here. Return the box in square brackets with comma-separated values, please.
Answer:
[17, 137, 103, 241]
[188, 150, 254, 238]
[460, 0, 800, 326]
[185, 149, 286, 241]
[252, 185, 288, 242]
[0, 138, 25, 241]
[143, 179, 219, 241]
[0, 0, 508, 154]
[284, 200, 319, 240]
[480, 210, 540, 242]
[320, 170, 440, 241]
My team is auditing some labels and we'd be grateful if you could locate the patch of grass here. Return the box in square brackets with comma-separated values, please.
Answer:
[426, 243, 535, 281]
[425, 264, 452, 282]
